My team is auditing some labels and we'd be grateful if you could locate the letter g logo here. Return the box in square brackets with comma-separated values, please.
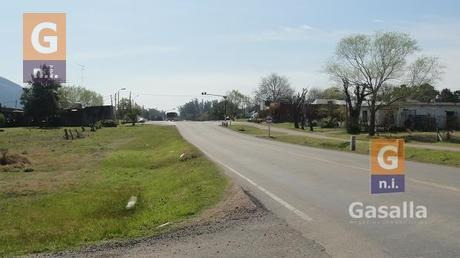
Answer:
[371, 139, 405, 174]
[31, 22, 58, 54]
[377, 145, 398, 170]
[23, 13, 66, 60]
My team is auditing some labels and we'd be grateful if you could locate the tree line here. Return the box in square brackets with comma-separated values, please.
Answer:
[19, 65, 104, 126]
[179, 31, 459, 136]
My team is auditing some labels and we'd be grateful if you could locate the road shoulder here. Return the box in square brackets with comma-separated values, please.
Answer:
[33, 182, 329, 257]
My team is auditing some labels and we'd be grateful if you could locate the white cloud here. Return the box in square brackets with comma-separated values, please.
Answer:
[226, 25, 349, 42]
[373, 19, 384, 23]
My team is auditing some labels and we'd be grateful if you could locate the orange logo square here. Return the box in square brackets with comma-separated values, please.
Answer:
[23, 13, 66, 60]
[370, 139, 405, 175]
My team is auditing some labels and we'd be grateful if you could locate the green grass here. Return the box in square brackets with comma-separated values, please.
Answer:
[269, 122, 460, 146]
[229, 124, 460, 167]
[230, 124, 286, 137]
[0, 125, 227, 256]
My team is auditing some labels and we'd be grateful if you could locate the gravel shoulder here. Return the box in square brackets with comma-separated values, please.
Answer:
[31, 182, 330, 258]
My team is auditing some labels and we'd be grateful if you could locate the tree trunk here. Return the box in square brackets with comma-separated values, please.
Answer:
[307, 104, 314, 131]
[300, 104, 306, 130]
[368, 101, 376, 136]
[349, 109, 361, 134]
[293, 108, 299, 128]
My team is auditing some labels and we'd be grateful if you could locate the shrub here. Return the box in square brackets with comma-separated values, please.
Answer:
[319, 117, 339, 128]
[0, 113, 5, 127]
[100, 119, 118, 127]
[95, 121, 103, 129]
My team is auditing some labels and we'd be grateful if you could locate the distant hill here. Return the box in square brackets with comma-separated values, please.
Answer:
[0, 76, 23, 108]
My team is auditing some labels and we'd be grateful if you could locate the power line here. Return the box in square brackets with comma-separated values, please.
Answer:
[135, 93, 202, 97]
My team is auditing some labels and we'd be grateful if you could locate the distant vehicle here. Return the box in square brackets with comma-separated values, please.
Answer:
[166, 111, 179, 121]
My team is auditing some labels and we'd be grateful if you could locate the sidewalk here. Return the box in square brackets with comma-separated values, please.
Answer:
[237, 122, 460, 152]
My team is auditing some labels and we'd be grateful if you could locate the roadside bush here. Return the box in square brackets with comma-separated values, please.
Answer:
[100, 119, 118, 127]
[0, 113, 5, 128]
[319, 117, 339, 128]
[95, 121, 103, 129]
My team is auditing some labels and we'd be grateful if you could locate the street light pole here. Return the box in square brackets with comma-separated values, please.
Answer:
[114, 87, 126, 120]
[201, 92, 228, 120]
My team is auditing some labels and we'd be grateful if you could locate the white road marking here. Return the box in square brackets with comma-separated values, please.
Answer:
[199, 148, 313, 222]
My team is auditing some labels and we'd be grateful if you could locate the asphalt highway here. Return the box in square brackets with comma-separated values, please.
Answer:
[175, 121, 460, 258]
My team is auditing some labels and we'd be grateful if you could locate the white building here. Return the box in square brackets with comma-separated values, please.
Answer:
[360, 101, 460, 130]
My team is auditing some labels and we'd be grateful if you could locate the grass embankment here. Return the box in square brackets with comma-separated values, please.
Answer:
[0, 125, 227, 256]
[271, 122, 460, 146]
[229, 124, 460, 167]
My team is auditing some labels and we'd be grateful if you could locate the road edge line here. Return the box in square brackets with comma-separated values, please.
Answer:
[199, 149, 313, 222]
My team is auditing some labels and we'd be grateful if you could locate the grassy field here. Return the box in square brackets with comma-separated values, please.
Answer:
[0, 125, 227, 256]
[229, 124, 460, 167]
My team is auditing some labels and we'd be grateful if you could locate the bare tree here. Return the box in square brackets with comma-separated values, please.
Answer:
[326, 59, 369, 134]
[326, 32, 442, 135]
[292, 88, 308, 129]
[255, 73, 294, 103]
[406, 56, 443, 87]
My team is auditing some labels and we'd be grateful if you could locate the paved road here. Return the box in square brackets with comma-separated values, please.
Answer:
[175, 121, 460, 258]
[238, 121, 460, 152]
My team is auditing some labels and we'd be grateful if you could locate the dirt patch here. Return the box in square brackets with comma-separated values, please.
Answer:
[178, 150, 200, 161]
[191, 181, 260, 223]
[0, 149, 30, 166]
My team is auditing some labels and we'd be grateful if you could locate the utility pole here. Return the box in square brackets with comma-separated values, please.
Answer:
[110, 95, 113, 107]
[129, 91, 132, 111]
[77, 64, 86, 87]
[114, 88, 126, 121]
[201, 92, 228, 120]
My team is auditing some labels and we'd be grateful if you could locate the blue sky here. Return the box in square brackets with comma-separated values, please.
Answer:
[1, 0, 460, 110]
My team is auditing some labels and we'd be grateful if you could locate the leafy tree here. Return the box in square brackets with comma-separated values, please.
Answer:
[437, 88, 457, 102]
[306, 87, 345, 101]
[58, 86, 103, 108]
[322, 87, 345, 100]
[116, 98, 131, 120]
[326, 32, 442, 135]
[410, 83, 439, 102]
[179, 99, 206, 120]
[126, 104, 142, 125]
[226, 90, 252, 118]
[0, 113, 5, 127]
[455, 90, 460, 102]
[141, 108, 164, 120]
[21, 64, 61, 126]
[255, 73, 294, 103]
[179, 94, 246, 121]
[306, 87, 324, 101]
